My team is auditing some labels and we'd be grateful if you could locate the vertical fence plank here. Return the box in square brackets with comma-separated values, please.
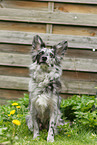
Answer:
[46, 2, 54, 33]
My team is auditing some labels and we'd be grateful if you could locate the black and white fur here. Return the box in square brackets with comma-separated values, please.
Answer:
[26, 35, 68, 142]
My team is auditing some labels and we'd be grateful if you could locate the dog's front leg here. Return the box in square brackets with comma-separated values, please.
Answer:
[47, 103, 57, 142]
[33, 116, 39, 139]
[30, 99, 39, 139]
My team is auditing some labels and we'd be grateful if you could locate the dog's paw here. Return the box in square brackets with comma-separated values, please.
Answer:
[26, 115, 33, 132]
[47, 135, 54, 142]
[33, 133, 40, 140]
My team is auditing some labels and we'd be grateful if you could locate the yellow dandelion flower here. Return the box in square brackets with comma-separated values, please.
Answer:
[8, 114, 11, 117]
[12, 120, 21, 126]
[12, 102, 18, 106]
[16, 106, 21, 109]
[68, 135, 71, 137]
[10, 110, 15, 115]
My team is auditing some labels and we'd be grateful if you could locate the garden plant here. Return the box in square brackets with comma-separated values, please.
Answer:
[0, 94, 97, 145]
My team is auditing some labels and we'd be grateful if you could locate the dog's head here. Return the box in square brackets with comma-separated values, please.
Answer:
[31, 35, 68, 67]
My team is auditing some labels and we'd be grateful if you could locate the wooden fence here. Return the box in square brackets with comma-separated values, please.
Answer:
[0, 0, 97, 104]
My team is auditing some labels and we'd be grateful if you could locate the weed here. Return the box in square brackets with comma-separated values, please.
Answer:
[0, 94, 97, 145]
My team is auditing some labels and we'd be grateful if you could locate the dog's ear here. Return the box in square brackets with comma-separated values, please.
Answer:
[53, 40, 68, 56]
[32, 35, 45, 50]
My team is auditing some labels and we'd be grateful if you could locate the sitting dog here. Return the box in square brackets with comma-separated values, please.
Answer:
[26, 35, 68, 142]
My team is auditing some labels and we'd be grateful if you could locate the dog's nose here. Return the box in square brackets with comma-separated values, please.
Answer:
[42, 56, 47, 61]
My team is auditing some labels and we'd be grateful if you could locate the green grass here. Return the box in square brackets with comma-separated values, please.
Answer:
[1, 125, 97, 145]
[0, 94, 97, 145]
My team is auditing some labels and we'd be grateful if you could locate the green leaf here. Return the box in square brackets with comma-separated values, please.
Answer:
[0, 127, 7, 135]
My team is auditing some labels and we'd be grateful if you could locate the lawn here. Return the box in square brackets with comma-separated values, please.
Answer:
[0, 94, 97, 145]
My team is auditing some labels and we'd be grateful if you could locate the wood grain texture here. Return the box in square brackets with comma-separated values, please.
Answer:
[53, 25, 97, 37]
[0, 44, 31, 54]
[54, 3, 97, 14]
[61, 80, 97, 95]
[1, 0, 48, 11]
[0, 44, 96, 59]
[1, 66, 97, 80]
[32, 0, 97, 4]
[0, 89, 27, 100]
[0, 22, 46, 33]
[0, 0, 97, 98]
[66, 49, 97, 59]
[46, 2, 54, 34]
[0, 8, 97, 26]
[62, 71, 97, 94]
[0, 66, 29, 77]
[0, 52, 31, 67]
[62, 57, 97, 72]
[0, 52, 97, 72]
[0, 91, 70, 105]
[0, 75, 96, 95]
[62, 71, 97, 81]
[0, 75, 29, 90]
[0, 31, 97, 50]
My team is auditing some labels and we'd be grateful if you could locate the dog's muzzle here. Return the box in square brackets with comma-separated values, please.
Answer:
[39, 55, 48, 65]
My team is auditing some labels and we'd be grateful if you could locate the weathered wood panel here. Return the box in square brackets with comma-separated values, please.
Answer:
[0, 44, 31, 54]
[61, 80, 97, 95]
[2, 0, 97, 5]
[0, 66, 29, 77]
[54, 3, 97, 14]
[0, 89, 67, 103]
[1, 70, 97, 101]
[0, 22, 46, 33]
[1, 66, 97, 82]
[0, 75, 96, 95]
[0, 44, 96, 59]
[0, 0, 97, 101]
[32, 0, 97, 4]
[0, 75, 29, 90]
[62, 57, 97, 72]
[1, 22, 97, 37]
[0, 31, 97, 50]
[62, 71, 97, 94]
[0, 52, 31, 67]
[0, 52, 97, 72]
[1, 0, 48, 11]
[53, 25, 97, 37]
[0, 8, 97, 26]
[62, 71, 97, 81]
[67, 49, 97, 59]
[0, 89, 27, 100]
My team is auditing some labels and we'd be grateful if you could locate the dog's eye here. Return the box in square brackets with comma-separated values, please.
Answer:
[50, 53, 54, 58]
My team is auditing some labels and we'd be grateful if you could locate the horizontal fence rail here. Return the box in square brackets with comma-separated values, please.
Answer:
[0, 8, 97, 27]
[0, 30, 97, 50]
[0, 75, 96, 95]
[0, 52, 97, 72]
[33, 0, 97, 4]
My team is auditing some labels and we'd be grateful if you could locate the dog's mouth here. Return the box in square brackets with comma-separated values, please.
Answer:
[40, 62, 49, 72]
[39, 61, 49, 66]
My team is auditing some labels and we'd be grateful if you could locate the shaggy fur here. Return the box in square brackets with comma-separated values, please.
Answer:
[26, 35, 68, 142]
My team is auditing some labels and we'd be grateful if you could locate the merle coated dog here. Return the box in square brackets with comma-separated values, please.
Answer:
[26, 35, 68, 142]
